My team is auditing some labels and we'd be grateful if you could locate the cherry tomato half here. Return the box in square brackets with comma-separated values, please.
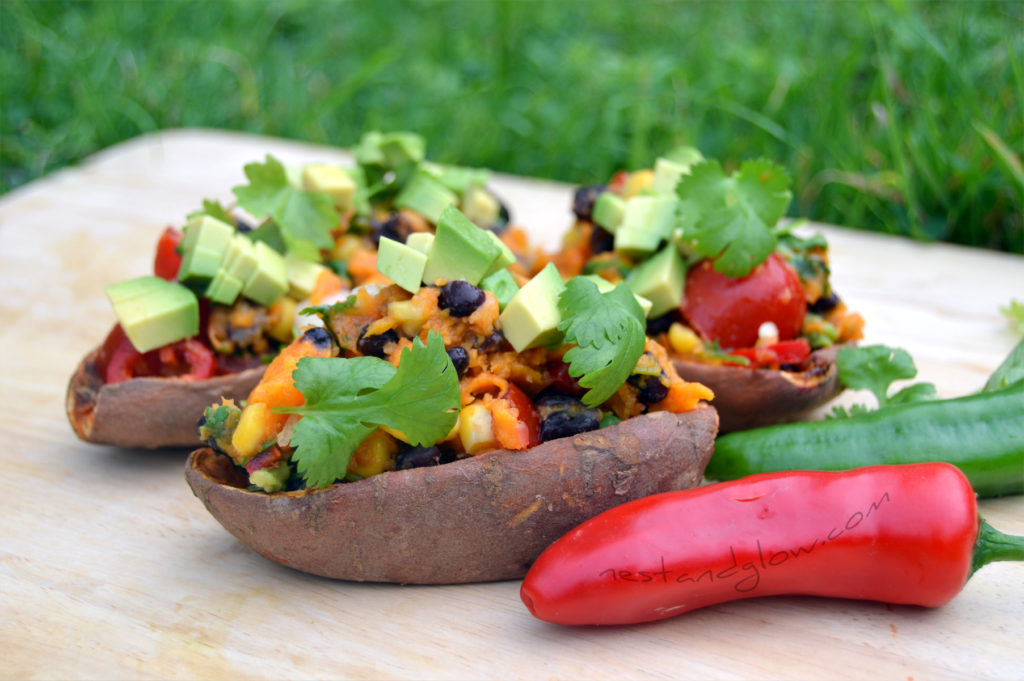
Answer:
[681, 253, 806, 349]
[154, 227, 184, 281]
[499, 383, 541, 449]
[152, 338, 217, 381]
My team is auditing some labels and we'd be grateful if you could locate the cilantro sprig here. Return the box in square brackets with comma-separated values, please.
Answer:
[277, 332, 460, 488]
[676, 158, 792, 277]
[828, 345, 936, 418]
[232, 155, 337, 262]
[557, 277, 647, 407]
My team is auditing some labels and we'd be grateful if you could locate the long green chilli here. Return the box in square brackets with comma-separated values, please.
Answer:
[706, 380, 1024, 498]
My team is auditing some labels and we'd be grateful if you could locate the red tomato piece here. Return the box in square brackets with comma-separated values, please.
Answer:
[149, 338, 217, 380]
[104, 336, 149, 384]
[728, 339, 812, 369]
[682, 253, 806, 349]
[154, 227, 184, 281]
[546, 359, 585, 397]
[500, 383, 541, 449]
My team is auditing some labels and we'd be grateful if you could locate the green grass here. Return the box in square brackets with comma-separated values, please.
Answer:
[2, 0, 1022, 252]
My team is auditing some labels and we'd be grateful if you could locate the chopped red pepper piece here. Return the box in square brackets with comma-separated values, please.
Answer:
[727, 338, 812, 369]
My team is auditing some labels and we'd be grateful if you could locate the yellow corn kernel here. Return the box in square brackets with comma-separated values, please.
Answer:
[266, 296, 298, 344]
[458, 402, 498, 455]
[387, 299, 426, 337]
[330, 233, 364, 263]
[348, 429, 399, 478]
[668, 322, 702, 355]
[623, 169, 655, 198]
[231, 402, 272, 463]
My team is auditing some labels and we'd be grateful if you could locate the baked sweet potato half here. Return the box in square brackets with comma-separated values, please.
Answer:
[671, 344, 845, 433]
[185, 404, 718, 584]
[66, 346, 265, 449]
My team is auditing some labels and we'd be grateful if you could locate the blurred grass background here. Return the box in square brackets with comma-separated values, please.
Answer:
[2, 0, 1022, 252]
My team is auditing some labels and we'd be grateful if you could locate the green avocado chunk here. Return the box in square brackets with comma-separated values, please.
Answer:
[394, 170, 458, 224]
[613, 195, 678, 258]
[177, 215, 235, 287]
[421, 205, 504, 286]
[284, 252, 328, 300]
[479, 268, 520, 311]
[377, 237, 428, 293]
[241, 241, 288, 306]
[105, 276, 199, 353]
[625, 243, 687, 318]
[499, 262, 566, 352]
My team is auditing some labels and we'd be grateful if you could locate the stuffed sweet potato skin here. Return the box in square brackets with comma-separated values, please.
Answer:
[672, 345, 844, 433]
[185, 405, 718, 584]
[66, 348, 265, 449]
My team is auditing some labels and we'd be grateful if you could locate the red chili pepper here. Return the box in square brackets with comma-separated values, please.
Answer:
[520, 463, 1024, 626]
[726, 338, 812, 369]
[154, 226, 184, 281]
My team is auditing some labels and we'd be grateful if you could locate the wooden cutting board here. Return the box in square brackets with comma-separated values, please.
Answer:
[1, 129, 1021, 680]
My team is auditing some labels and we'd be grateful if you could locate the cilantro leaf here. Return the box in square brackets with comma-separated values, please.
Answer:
[232, 155, 337, 261]
[278, 332, 459, 488]
[187, 198, 235, 225]
[983, 337, 1024, 393]
[837, 344, 936, 409]
[1001, 299, 1024, 334]
[557, 277, 647, 407]
[676, 158, 792, 277]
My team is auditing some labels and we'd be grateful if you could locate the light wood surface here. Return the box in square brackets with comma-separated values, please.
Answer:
[1, 129, 1021, 680]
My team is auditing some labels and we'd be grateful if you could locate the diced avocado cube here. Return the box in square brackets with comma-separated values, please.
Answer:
[284, 252, 328, 300]
[423, 162, 491, 194]
[225, 235, 259, 287]
[461, 185, 500, 228]
[394, 170, 458, 224]
[378, 131, 426, 168]
[482, 230, 517, 278]
[651, 157, 692, 194]
[592, 193, 625, 233]
[626, 243, 687, 318]
[479, 268, 520, 311]
[302, 163, 357, 212]
[242, 241, 288, 306]
[613, 195, 678, 258]
[106, 276, 199, 353]
[579, 275, 653, 318]
[178, 215, 235, 286]
[499, 263, 566, 352]
[405, 232, 435, 255]
[377, 237, 428, 293]
[354, 131, 385, 166]
[205, 268, 243, 305]
[422, 205, 504, 286]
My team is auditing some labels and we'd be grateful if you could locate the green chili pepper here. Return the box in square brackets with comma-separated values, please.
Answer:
[706, 380, 1024, 498]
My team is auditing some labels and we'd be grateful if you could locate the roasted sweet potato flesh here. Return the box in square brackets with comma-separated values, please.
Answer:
[66, 348, 265, 449]
[672, 345, 845, 432]
[185, 405, 718, 584]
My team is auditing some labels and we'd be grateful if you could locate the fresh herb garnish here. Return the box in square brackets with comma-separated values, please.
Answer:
[187, 198, 235, 226]
[232, 155, 337, 262]
[983, 338, 1024, 393]
[828, 345, 936, 417]
[557, 277, 647, 407]
[277, 332, 459, 488]
[676, 158, 792, 277]
[1001, 299, 1024, 334]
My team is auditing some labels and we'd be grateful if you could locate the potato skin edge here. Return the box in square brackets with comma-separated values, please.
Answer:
[184, 405, 719, 584]
[66, 347, 265, 449]
[672, 344, 846, 433]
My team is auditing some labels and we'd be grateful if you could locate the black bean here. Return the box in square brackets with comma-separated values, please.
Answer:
[628, 373, 670, 404]
[589, 224, 615, 254]
[395, 445, 455, 470]
[371, 212, 416, 246]
[808, 292, 840, 315]
[645, 311, 679, 337]
[478, 330, 513, 352]
[446, 346, 470, 377]
[572, 184, 608, 222]
[356, 327, 398, 358]
[535, 388, 601, 442]
[485, 194, 511, 234]
[300, 326, 335, 350]
[438, 280, 485, 317]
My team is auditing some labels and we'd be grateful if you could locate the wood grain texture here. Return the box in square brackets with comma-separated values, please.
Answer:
[1, 129, 1021, 680]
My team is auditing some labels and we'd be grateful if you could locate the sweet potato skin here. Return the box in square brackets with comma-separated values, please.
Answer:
[672, 345, 845, 433]
[66, 348, 265, 449]
[185, 405, 719, 584]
